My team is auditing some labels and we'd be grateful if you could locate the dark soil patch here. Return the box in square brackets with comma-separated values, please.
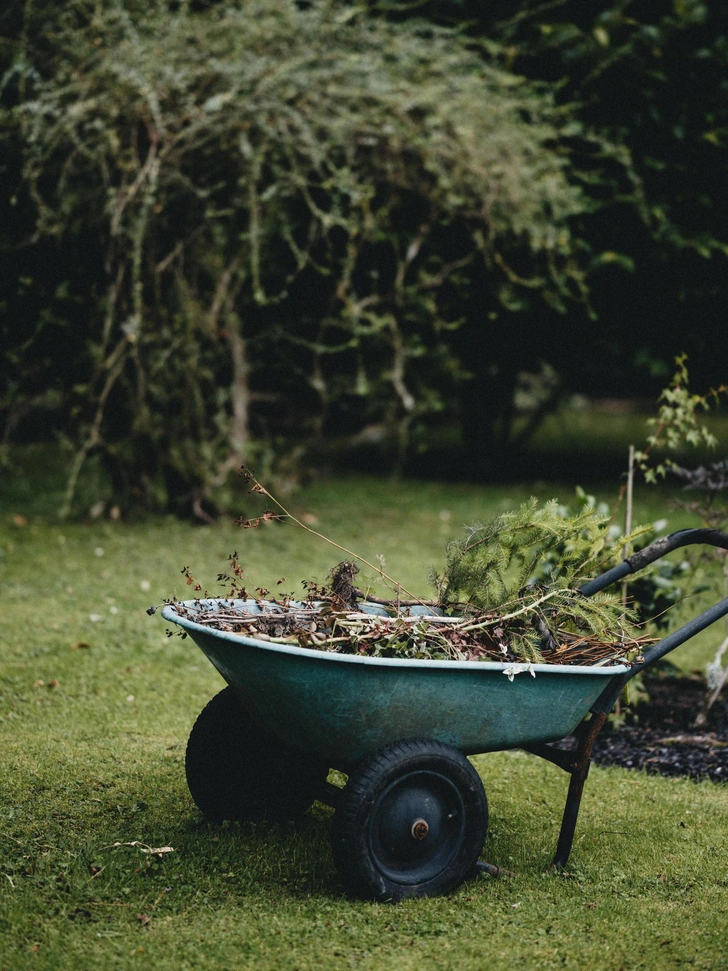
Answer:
[590, 675, 728, 783]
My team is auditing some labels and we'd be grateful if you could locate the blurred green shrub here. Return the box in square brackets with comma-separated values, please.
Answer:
[1, 0, 614, 515]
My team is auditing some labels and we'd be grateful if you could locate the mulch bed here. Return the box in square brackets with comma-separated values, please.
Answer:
[590, 675, 728, 783]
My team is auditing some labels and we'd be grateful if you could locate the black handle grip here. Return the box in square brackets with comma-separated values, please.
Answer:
[579, 528, 728, 596]
[625, 528, 728, 572]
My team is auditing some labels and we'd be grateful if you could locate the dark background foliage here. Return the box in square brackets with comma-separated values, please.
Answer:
[372, 0, 728, 390]
[1, 0, 726, 515]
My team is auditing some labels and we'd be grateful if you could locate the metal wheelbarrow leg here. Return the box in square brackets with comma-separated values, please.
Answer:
[527, 527, 728, 871]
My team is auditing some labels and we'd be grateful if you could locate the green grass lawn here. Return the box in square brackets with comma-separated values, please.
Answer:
[1, 457, 727, 970]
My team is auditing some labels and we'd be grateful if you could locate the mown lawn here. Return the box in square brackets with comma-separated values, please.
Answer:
[1, 457, 726, 971]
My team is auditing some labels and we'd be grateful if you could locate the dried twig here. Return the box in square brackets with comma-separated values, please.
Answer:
[102, 841, 174, 857]
[239, 467, 427, 605]
[172, 600, 652, 666]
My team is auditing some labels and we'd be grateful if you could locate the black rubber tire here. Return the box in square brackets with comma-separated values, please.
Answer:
[185, 686, 329, 823]
[330, 738, 488, 901]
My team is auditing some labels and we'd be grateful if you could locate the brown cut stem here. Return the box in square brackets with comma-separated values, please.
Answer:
[243, 473, 426, 605]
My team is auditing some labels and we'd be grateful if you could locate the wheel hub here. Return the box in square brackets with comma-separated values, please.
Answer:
[367, 770, 466, 885]
[411, 818, 429, 840]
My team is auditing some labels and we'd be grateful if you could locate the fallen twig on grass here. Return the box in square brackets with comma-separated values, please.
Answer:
[102, 841, 174, 857]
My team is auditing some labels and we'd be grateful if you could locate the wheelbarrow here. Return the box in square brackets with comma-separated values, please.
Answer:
[161, 527, 728, 901]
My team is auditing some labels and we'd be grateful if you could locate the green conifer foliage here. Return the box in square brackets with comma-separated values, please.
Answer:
[438, 499, 640, 661]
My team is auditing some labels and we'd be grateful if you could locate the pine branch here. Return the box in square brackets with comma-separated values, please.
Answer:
[438, 498, 638, 656]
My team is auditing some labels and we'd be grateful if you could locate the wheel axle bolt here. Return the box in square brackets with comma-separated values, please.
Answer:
[411, 818, 429, 840]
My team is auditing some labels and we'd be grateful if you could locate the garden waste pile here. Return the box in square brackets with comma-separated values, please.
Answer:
[162, 496, 658, 667]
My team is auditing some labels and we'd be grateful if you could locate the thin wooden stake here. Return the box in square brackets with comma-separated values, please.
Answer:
[617, 444, 636, 717]
[624, 446, 635, 550]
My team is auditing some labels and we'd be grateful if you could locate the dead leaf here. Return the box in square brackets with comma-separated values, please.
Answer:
[71, 642, 91, 650]
[13, 514, 28, 527]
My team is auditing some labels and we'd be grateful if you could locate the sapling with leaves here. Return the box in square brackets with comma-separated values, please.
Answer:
[634, 354, 727, 483]
[669, 461, 728, 726]
[632, 355, 728, 726]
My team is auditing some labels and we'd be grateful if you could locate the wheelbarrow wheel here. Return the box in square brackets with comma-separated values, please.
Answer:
[331, 738, 487, 902]
[185, 686, 328, 823]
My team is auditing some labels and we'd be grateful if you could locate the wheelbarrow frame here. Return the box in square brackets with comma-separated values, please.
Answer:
[162, 527, 728, 891]
[542, 526, 728, 867]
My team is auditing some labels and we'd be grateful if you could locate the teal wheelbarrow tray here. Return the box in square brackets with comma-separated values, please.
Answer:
[162, 528, 728, 901]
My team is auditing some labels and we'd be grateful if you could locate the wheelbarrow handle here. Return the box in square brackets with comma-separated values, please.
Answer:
[544, 527, 728, 872]
[578, 527, 728, 596]
[582, 527, 728, 714]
